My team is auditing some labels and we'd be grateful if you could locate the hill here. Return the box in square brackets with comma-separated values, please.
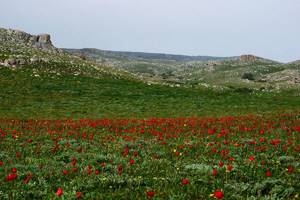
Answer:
[0, 27, 300, 119]
[64, 47, 300, 88]
[64, 48, 236, 62]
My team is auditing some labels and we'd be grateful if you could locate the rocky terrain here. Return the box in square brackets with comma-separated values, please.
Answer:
[65, 48, 300, 89]
[1, 27, 300, 90]
[0, 28, 133, 79]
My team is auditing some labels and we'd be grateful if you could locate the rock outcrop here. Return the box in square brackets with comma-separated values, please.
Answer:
[240, 55, 259, 62]
[0, 28, 60, 53]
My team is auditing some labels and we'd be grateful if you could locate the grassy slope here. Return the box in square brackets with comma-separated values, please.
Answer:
[64, 48, 300, 88]
[1, 28, 300, 119]
[1, 64, 300, 119]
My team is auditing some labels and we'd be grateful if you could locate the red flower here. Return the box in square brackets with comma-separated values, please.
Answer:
[123, 146, 129, 157]
[130, 159, 135, 165]
[287, 166, 294, 174]
[118, 165, 123, 175]
[76, 191, 82, 199]
[23, 172, 33, 184]
[208, 128, 216, 135]
[147, 191, 155, 198]
[16, 151, 21, 158]
[212, 169, 218, 176]
[182, 178, 189, 185]
[227, 165, 233, 171]
[265, 171, 272, 177]
[270, 139, 281, 146]
[100, 162, 106, 168]
[95, 170, 100, 175]
[11, 168, 17, 173]
[214, 190, 224, 199]
[71, 158, 77, 166]
[249, 155, 255, 161]
[63, 170, 68, 175]
[56, 187, 63, 197]
[77, 147, 82, 153]
[218, 162, 224, 167]
[72, 167, 78, 173]
[0, 161, 3, 166]
[6, 173, 17, 181]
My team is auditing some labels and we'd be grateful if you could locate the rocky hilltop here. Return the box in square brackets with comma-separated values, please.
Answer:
[0, 28, 64, 67]
[0, 28, 60, 53]
[240, 54, 260, 62]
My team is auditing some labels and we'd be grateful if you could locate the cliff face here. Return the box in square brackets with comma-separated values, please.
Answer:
[239, 55, 259, 62]
[0, 28, 60, 53]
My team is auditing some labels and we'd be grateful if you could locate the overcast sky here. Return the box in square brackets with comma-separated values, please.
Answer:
[1, 0, 299, 62]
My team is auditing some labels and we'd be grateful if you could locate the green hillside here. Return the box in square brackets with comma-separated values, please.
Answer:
[1, 28, 300, 119]
[64, 48, 300, 89]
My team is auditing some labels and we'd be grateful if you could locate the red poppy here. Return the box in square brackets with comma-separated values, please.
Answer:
[11, 168, 17, 173]
[265, 171, 272, 177]
[76, 191, 82, 199]
[95, 170, 100, 175]
[72, 167, 78, 173]
[6, 173, 17, 181]
[0, 161, 3, 166]
[212, 169, 218, 176]
[249, 155, 255, 161]
[77, 147, 82, 153]
[118, 165, 123, 175]
[56, 187, 63, 197]
[214, 190, 224, 199]
[287, 166, 294, 174]
[218, 162, 224, 167]
[147, 191, 155, 198]
[208, 128, 216, 135]
[16, 151, 21, 158]
[270, 139, 281, 146]
[71, 158, 77, 166]
[227, 165, 233, 171]
[123, 146, 129, 157]
[23, 172, 33, 184]
[63, 170, 68, 175]
[182, 178, 189, 185]
[100, 162, 106, 168]
[130, 159, 135, 165]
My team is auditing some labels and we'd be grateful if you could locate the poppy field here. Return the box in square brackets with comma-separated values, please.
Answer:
[0, 113, 300, 199]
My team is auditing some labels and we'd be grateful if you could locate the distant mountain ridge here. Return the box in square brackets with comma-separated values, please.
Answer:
[63, 48, 238, 62]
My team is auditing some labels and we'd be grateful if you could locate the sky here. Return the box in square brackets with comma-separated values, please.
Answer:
[1, 0, 300, 62]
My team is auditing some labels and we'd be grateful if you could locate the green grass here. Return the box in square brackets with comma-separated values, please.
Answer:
[1, 65, 300, 119]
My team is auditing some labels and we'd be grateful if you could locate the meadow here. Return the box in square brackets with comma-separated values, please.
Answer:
[0, 113, 299, 199]
[1, 65, 300, 119]
[1, 22, 300, 200]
